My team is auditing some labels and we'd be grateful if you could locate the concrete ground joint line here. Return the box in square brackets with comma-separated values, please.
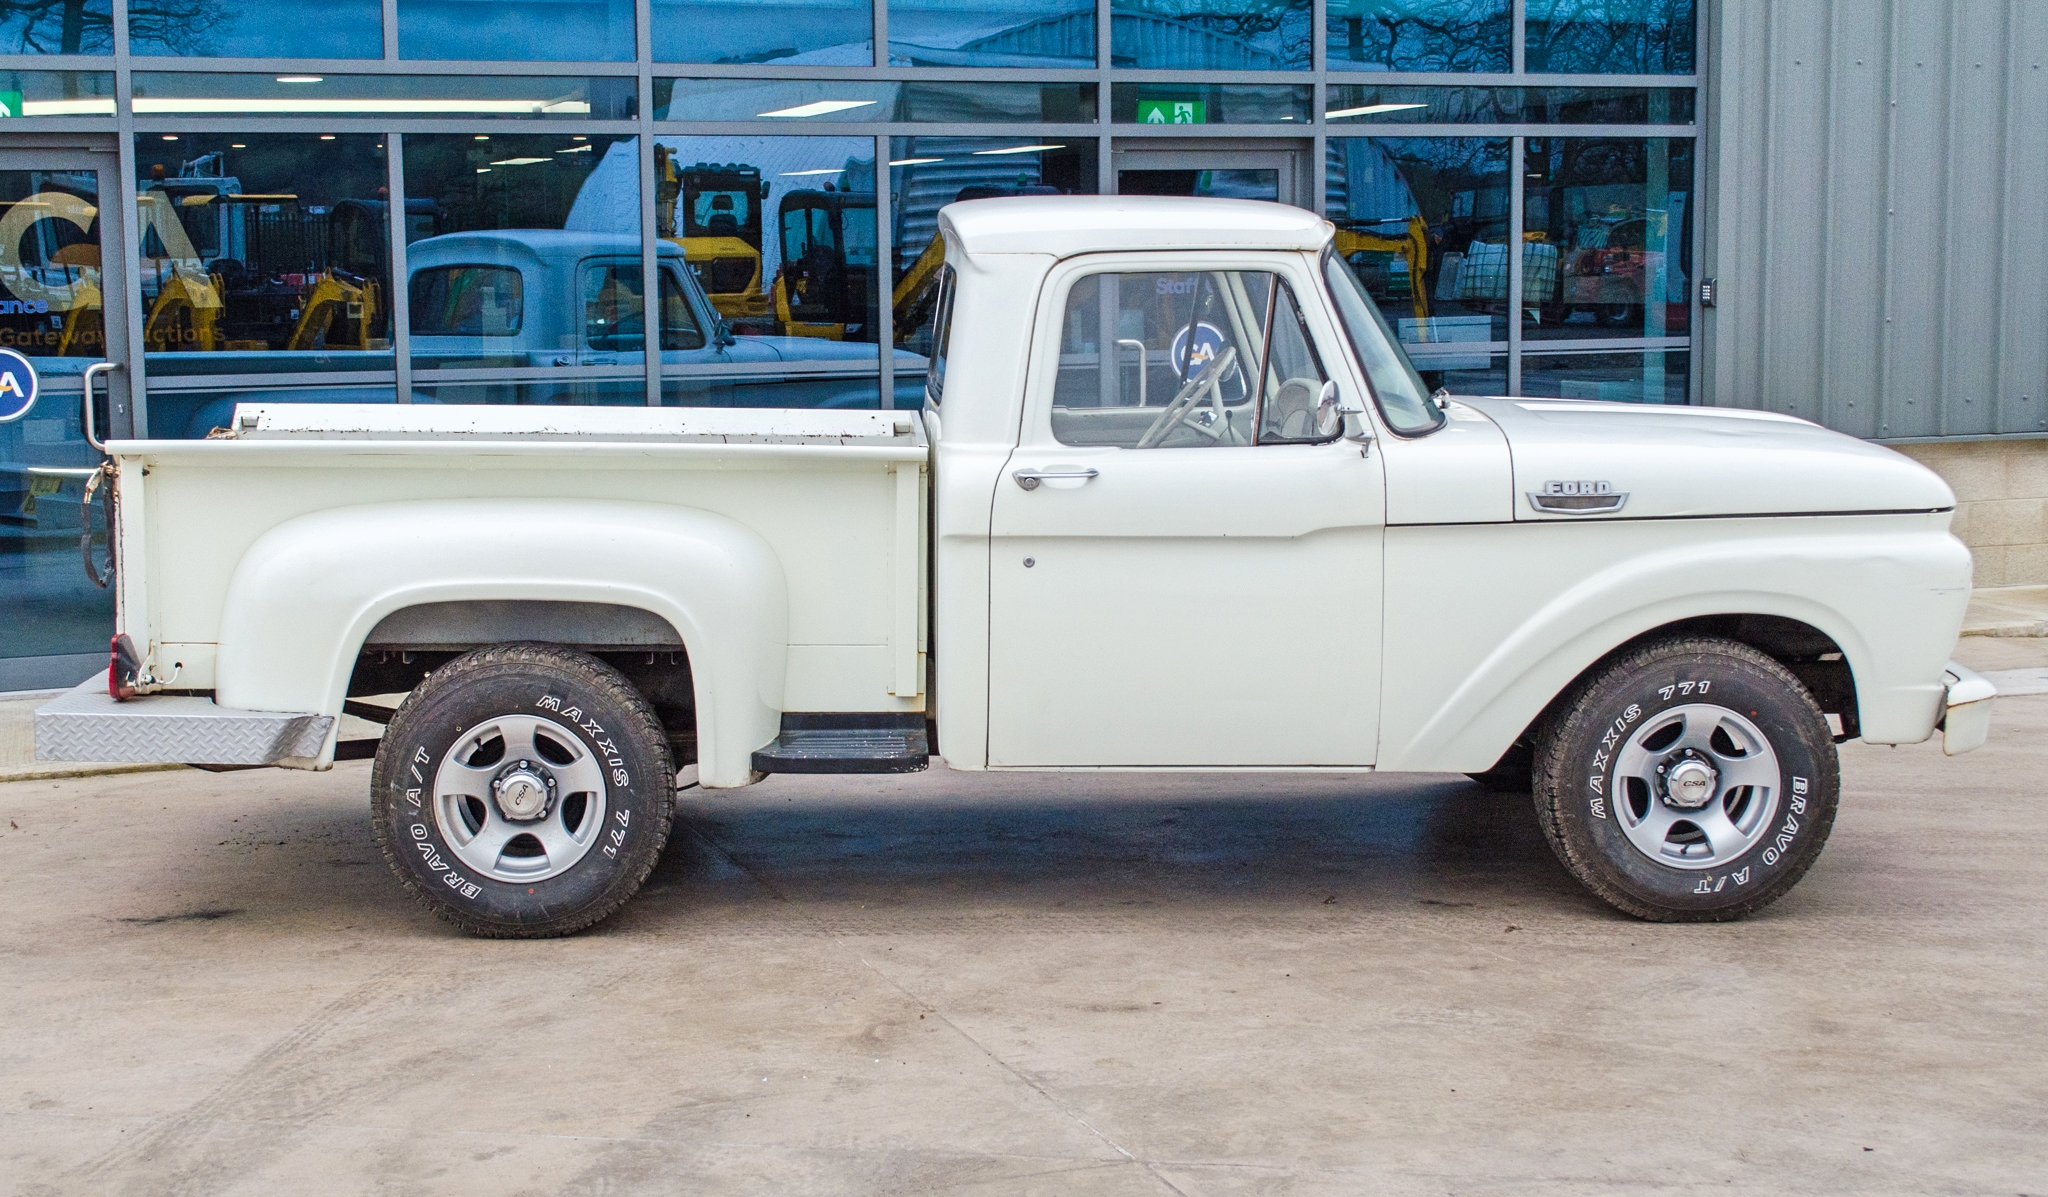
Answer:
[682, 818, 1186, 1193]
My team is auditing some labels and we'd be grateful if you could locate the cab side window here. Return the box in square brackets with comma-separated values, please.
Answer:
[1050, 270, 1331, 449]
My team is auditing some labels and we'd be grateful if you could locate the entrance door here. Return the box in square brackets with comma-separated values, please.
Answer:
[1112, 143, 1311, 209]
[0, 143, 133, 692]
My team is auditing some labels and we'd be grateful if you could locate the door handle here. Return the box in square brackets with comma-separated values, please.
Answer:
[1013, 468, 1099, 492]
[82, 361, 118, 452]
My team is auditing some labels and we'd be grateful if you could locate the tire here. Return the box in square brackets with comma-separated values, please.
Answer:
[370, 643, 674, 938]
[1532, 636, 1839, 922]
[1466, 741, 1534, 793]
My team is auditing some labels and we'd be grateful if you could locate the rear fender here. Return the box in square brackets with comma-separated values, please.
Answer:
[214, 498, 787, 787]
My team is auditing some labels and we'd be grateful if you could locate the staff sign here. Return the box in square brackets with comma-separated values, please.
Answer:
[0, 347, 38, 423]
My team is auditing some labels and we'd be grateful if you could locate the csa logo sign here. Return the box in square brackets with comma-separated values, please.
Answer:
[0, 347, 37, 424]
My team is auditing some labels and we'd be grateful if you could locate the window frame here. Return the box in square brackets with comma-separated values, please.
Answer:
[1026, 249, 1355, 453]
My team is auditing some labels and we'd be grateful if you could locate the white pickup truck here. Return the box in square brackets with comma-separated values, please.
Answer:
[37, 197, 1994, 936]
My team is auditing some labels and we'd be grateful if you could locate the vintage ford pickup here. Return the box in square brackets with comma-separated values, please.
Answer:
[37, 197, 1995, 936]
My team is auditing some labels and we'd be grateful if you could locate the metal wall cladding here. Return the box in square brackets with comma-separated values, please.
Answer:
[1705, 0, 2048, 440]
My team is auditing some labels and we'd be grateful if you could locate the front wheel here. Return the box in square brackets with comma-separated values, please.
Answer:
[371, 643, 674, 938]
[1533, 637, 1839, 922]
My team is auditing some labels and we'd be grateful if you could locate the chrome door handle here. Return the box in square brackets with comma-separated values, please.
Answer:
[82, 362, 118, 452]
[1013, 468, 1099, 491]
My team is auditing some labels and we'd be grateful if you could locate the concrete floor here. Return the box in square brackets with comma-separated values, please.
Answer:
[2, 641, 2045, 1195]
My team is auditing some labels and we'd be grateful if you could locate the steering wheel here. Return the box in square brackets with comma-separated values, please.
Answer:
[1136, 346, 1240, 450]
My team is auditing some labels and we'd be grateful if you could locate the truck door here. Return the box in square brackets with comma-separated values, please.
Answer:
[986, 255, 1387, 767]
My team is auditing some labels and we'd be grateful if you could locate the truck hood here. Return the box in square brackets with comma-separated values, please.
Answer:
[1456, 398, 1955, 521]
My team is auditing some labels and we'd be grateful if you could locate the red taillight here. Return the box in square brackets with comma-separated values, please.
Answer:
[108, 633, 141, 701]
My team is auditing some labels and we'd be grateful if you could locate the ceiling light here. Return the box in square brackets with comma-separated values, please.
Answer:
[231, 143, 246, 148]
[275, 75, 323, 84]
[890, 157, 942, 166]
[477, 168, 491, 174]
[319, 134, 336, 140]
[16, 98, 114, 115]
[758, 99, 877, 118]
[161, 134, 178, 140]
[572, 135, 587, 140]
[132, 98, 592, 115]
[474, 135, 490, 140]
[556, 144, 593, 153]
[972, 144, 1063, 156]
[1325, 102, 1430, 119]
[489, 156, 550, 166]
[781, 168, 844, 176]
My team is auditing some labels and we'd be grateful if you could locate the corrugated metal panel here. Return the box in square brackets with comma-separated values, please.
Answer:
[1705, 0, 2048, 440]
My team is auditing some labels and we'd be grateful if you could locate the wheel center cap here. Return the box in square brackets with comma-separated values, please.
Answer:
[1663, 756, 1719, 811]
[493, 764, 553, 821]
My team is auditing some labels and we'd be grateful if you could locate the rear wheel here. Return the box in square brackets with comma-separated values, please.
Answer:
[1533, 637, 1839, 922]
[371, 643, 674, 938]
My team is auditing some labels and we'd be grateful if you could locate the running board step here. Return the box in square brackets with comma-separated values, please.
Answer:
[752, 713, 929, 774]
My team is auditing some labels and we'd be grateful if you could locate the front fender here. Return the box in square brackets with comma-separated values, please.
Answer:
[1377, 524, 1971, 772]
[214, 498, 788, 787]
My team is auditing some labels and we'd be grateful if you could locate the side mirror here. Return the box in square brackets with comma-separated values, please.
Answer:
[714, 319, 737, 348]
[1316, 379, 1371, 442]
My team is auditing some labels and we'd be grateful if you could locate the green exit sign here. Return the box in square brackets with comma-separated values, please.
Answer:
[1136, 99, 1205, 125]
[0, 92, 22, 118]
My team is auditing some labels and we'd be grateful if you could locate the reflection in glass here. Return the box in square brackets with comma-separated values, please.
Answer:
[888, 0, 1095, 68]
[1522, 136, 1693, 341]
[654, 78, 1096, 123]
[1327, 86, 1695, 124]
[131, 74, 638, 119]
[1120, 168, 1277, 199]
[0, 0, 109, 54]
[1111, 0, 1311, 70]
[0, 178, 111, 686]
[1111, 83, 1309, 124]
[652, 136, 908, 409]
[399, 0, 635, 62]
[651, 0, 871, 65]
[1525, 0, 1696, 75]
[131, 0, 382, 58]
[891, 137, 1096, 364]
[131, 135, 398, 436]
[1521, 349, 1689, 404]
[402, 134, 643, 405]
[0, 71, 114, 116]
[1326, 0, 1508, 73]
[1325, 138, 1509, 382]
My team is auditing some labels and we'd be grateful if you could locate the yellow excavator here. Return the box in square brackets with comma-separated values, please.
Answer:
[656, 147, 770, 321]
[285, 270, 380, 351]
[1332, 213, 1431, 322]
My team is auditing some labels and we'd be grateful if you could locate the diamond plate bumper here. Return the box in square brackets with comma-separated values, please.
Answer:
[35, 678, 335, 766]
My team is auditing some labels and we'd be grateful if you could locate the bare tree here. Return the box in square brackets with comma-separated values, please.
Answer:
[0, 0, 229, 55]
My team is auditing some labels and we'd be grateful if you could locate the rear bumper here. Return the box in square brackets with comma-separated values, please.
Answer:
[34, 678, 333, 766]
[1939, 661, 1997, 756]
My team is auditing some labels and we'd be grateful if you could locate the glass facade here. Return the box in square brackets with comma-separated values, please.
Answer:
[0, 0, 1696, 689]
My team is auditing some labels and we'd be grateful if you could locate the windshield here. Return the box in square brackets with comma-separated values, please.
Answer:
[1322, 250, 1442, 436]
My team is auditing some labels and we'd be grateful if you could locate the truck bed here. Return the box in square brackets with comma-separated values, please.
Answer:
[98, 403, 929, 768]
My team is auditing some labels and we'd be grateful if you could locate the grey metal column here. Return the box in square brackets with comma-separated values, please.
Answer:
[1311, 0, 1327, 216]
[382, 0, 399, 58]
[639, 0, 660, 406]
[1097, 0, 1113, 192]
[1507, 135, 1524, 395]
[111, 0, 146, 436]
[1508, 2, 1526, 395]
[386, 133, 411, 402]
[876, 133, 894, 409]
